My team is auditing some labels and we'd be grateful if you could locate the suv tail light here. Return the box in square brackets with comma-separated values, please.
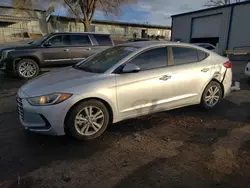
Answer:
[223, 61, 232, 68]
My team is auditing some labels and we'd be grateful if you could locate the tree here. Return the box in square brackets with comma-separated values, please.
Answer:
[61, 0, 133, 32]
[11, 0, 134, 32]
[205, 0, 242, 7]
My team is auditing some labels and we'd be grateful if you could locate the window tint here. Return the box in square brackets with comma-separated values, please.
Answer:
[48, 35, 70, 46]
[207, 45, 215, 50]
[172, 47, 198, 65]
[94, 35, 113, 46]
[197, 50, 208, 61]
[129, 47, 168, 70]
[70, 35, 91, 46]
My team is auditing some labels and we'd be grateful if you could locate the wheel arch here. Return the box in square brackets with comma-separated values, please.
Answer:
[64, 97, 114, 130]
[13, 56, 41, 70]
[200, 78, 225, 103]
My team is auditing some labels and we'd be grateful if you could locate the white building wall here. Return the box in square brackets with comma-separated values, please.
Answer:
[50, 19, 171, 39]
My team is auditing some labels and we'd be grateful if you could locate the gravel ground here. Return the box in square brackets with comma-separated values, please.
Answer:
[0, 61, 250, 188]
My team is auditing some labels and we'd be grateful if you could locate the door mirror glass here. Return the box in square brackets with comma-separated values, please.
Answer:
[44, 41, 52, 47]
[122, 63, 140, 73]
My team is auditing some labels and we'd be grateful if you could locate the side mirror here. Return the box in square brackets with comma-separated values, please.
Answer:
[122, 63, 140, 73]
[44, 41, 52, 47]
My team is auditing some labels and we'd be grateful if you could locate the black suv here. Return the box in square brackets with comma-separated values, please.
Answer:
[0, 32, 114, 79]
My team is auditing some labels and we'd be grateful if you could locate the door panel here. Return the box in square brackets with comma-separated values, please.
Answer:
[161, 60, 212, 108]
[69, 47, 95, 64]
[42, 47, 71, 67]
[42, 35, 71, 67]
[68, 34, 93, 64]
[116, 46, 175, 119]
[115, 68, 175, 119]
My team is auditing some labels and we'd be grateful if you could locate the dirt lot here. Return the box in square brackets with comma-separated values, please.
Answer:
[0, 61, 250, 188]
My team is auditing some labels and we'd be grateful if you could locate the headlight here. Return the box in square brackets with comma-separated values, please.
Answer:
[27, 93, 72, 106]
[1, 49, 15, 59]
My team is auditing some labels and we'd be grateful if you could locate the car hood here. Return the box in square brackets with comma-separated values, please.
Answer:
[21, 67, 99, 97]
[0, 43, 38, 52]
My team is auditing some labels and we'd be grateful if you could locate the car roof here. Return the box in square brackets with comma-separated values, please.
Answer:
[118, 41, 206, 49]
[51, 32, 111, 36]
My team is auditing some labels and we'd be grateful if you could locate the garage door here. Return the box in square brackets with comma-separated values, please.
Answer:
[191, 14, 222, 38]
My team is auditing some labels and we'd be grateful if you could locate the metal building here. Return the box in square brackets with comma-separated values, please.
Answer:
[171, 1, 250, 56]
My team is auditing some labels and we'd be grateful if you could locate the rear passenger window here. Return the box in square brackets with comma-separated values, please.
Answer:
[197, 50, 209, 61]
[95, 35, 113, 46]
[172, 47, 198, 65]
[70, 35, 91, 46]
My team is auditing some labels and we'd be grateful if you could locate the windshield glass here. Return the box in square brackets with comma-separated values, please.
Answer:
[74, 46, 139, 73]
[31, 34, 52, 45]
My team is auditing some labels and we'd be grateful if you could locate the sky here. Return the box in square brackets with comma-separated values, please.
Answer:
[55, 0, 209, 26]
[1, 0, 211, 26]
[92, 0, 209, 26]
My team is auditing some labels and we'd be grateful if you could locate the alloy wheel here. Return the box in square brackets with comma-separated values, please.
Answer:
[74, 106, 105, 136]
[205, 85, 220, 107]
[18, 61, 37, 78]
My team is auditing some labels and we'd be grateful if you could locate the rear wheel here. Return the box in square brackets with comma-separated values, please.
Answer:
[16, 58, 39, 79]
[65, 100, 109, 140]
[201, 81, 222, 109]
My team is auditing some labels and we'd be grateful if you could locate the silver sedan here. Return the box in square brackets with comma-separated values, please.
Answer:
[17, 41, 232, 140]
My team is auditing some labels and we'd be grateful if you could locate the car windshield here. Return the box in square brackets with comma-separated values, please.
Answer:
[74, 46, 139, 73]
[31, 34, 53, 45]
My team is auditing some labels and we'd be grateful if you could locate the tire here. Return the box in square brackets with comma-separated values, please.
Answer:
[65, 99, 110, 140]
[16, 58, 39, 79]
[201, 81, 223, 109]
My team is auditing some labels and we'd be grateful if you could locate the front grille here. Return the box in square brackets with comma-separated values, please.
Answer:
[16, 97, 24, 121]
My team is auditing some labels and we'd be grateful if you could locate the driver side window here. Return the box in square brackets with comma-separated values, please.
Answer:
[128, 47, 168, 71]
[48, 35, 70, 46]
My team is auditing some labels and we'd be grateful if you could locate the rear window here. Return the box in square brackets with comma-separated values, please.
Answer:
[70, 35, 91, 46]
[94, 35, 113, 46]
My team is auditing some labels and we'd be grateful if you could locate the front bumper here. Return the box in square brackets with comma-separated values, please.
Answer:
[17, 90, 75, 136]
[0, 59, 14, 72]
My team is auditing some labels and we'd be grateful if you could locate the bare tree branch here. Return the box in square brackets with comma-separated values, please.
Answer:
[13, 0, 136, 31]
[205, 0, 243, 7]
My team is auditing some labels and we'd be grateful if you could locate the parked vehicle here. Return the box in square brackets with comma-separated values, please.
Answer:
[17, 41, 232, 140]
[245, 61, 250, 81]
[193, 43, 217, 52]
[0, 32, 114, 79]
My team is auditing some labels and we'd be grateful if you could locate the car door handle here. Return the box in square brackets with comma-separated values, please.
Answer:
[201, 68, 209, 72]
[63, 49, 69, 52]
[85, 48, 91, 51]
[160, 75, 171, 81]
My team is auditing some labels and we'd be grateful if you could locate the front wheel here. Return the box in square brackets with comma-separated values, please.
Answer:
[16, 58, 39, 79]
[65, 100, 110, 140]
[201, 81, 222, 109]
